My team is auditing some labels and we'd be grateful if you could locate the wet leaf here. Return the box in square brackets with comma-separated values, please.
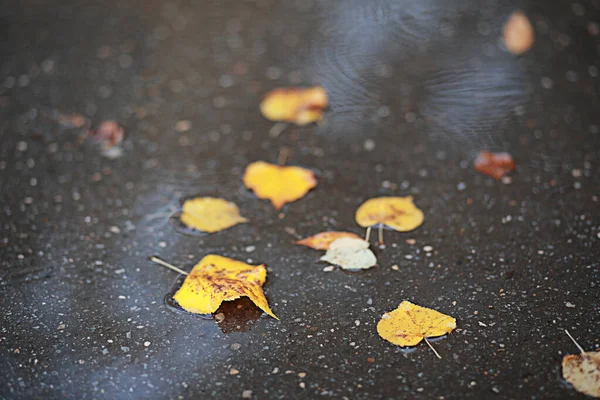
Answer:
[355, 196, 424, 232]
[503, 11, 534, 55]
[88, 120, 125, 159]
[260, 86, 328, 125]
[173, 254, 278, 319]
[377, 301, 456, 352]
[243, 161, 317, 209]
[90, 120, 124, 149]
[295, 231, 362, 250]
[180, 197, 248, 233]
[562, 331, 600, 398]
[320, 237, 376, 270]
[474, 151, 516, 180]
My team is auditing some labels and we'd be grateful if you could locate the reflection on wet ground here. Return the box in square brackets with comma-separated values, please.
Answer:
[0, 0, 599, 398]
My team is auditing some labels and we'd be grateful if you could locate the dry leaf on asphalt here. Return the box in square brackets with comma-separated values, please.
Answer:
[260, 86, 328, 125]
[562, 330, 600, 398]
[180, 197, 248, 233]
[377, 301, 456, 358]
[319, 237, 376, 271]
[474, 151, 516, 180]
[355, 197, 424, 232]
[173, 254, 278, 319]
[503, 11, 535, 55]
[295, 231, 362, 250]
[243, 161, 317, 209]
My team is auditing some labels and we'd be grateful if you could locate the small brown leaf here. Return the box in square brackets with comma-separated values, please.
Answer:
[474, 151, 516, 180]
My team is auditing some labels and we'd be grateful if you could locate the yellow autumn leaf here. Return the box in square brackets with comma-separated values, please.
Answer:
[243, 161, 317, 209]
[260, 86, 328, 125]
[377, 301, 456, 357]
[180, 197, 248, 233]
[355, 196, 424, 232]
[173, 254, 278, 319]
[562, 330, 600, 398]
[295, 231, 362, 250]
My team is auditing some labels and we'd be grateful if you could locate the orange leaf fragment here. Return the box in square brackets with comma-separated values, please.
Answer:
[260, 86, 328, 125]
[180, 197, 248, 233]
[243, 161, 317, 209]
[173, 254, 278, 319]
[474, 151, 516, 180]
[503, 11, 535, 55]
[355, 196, 424, 232]
[295, 231, 362, 250]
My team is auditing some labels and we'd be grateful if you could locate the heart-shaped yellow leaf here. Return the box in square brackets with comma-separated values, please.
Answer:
[180, 197, 248, 233]
[260, 86, 328, 125]
[295, 231, 362, 250]
[355, 196, 424, 232]
[377, 301, 456, 347]
[173, 254, 278, 319]
[243, 161, 317, 209]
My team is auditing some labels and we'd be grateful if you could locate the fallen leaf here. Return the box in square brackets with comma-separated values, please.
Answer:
[260, 86, 328, 125]
[90, 120, 124, 149]
[320, 237, 376, 270]
[562, 330, 600, 398]
[503, 11, 535, 55]
[88, 120, 125, 159]
[355, 196, 424, 232]
[377, 301, 456, 357]
[563, 353, 600, 397]
[295, 231, 362, 250]
[243, 161, 317, 209]
[474, 151, 516, 180]
[173, 254, 278, 319]
[180, 197, 248, 233]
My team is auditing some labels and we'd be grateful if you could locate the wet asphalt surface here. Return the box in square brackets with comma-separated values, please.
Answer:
[0, 1, 599, 399]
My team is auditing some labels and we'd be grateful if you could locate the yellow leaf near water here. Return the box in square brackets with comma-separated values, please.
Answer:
[243, 161, 317, 209]
[180, 197, 248, 233]
[295, 231, 362, 250]
[355, 196, 424, 232]
[320, 237, 377, 270]
[260, 86, 328, 125]
[377, 301, 456, 347]
[173, 254, 278, 319]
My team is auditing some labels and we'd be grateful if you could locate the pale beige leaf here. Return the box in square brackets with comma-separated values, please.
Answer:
[319, 237, 376, 271]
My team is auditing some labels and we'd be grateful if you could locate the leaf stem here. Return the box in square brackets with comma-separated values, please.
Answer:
[365, 226, 372, 241]
[424, 338, 442, 359]
[564, 329, 585, 354]
[149, 256, 189, 275]
[278, 147, 290, 166]
[269, 122, 288, 138]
